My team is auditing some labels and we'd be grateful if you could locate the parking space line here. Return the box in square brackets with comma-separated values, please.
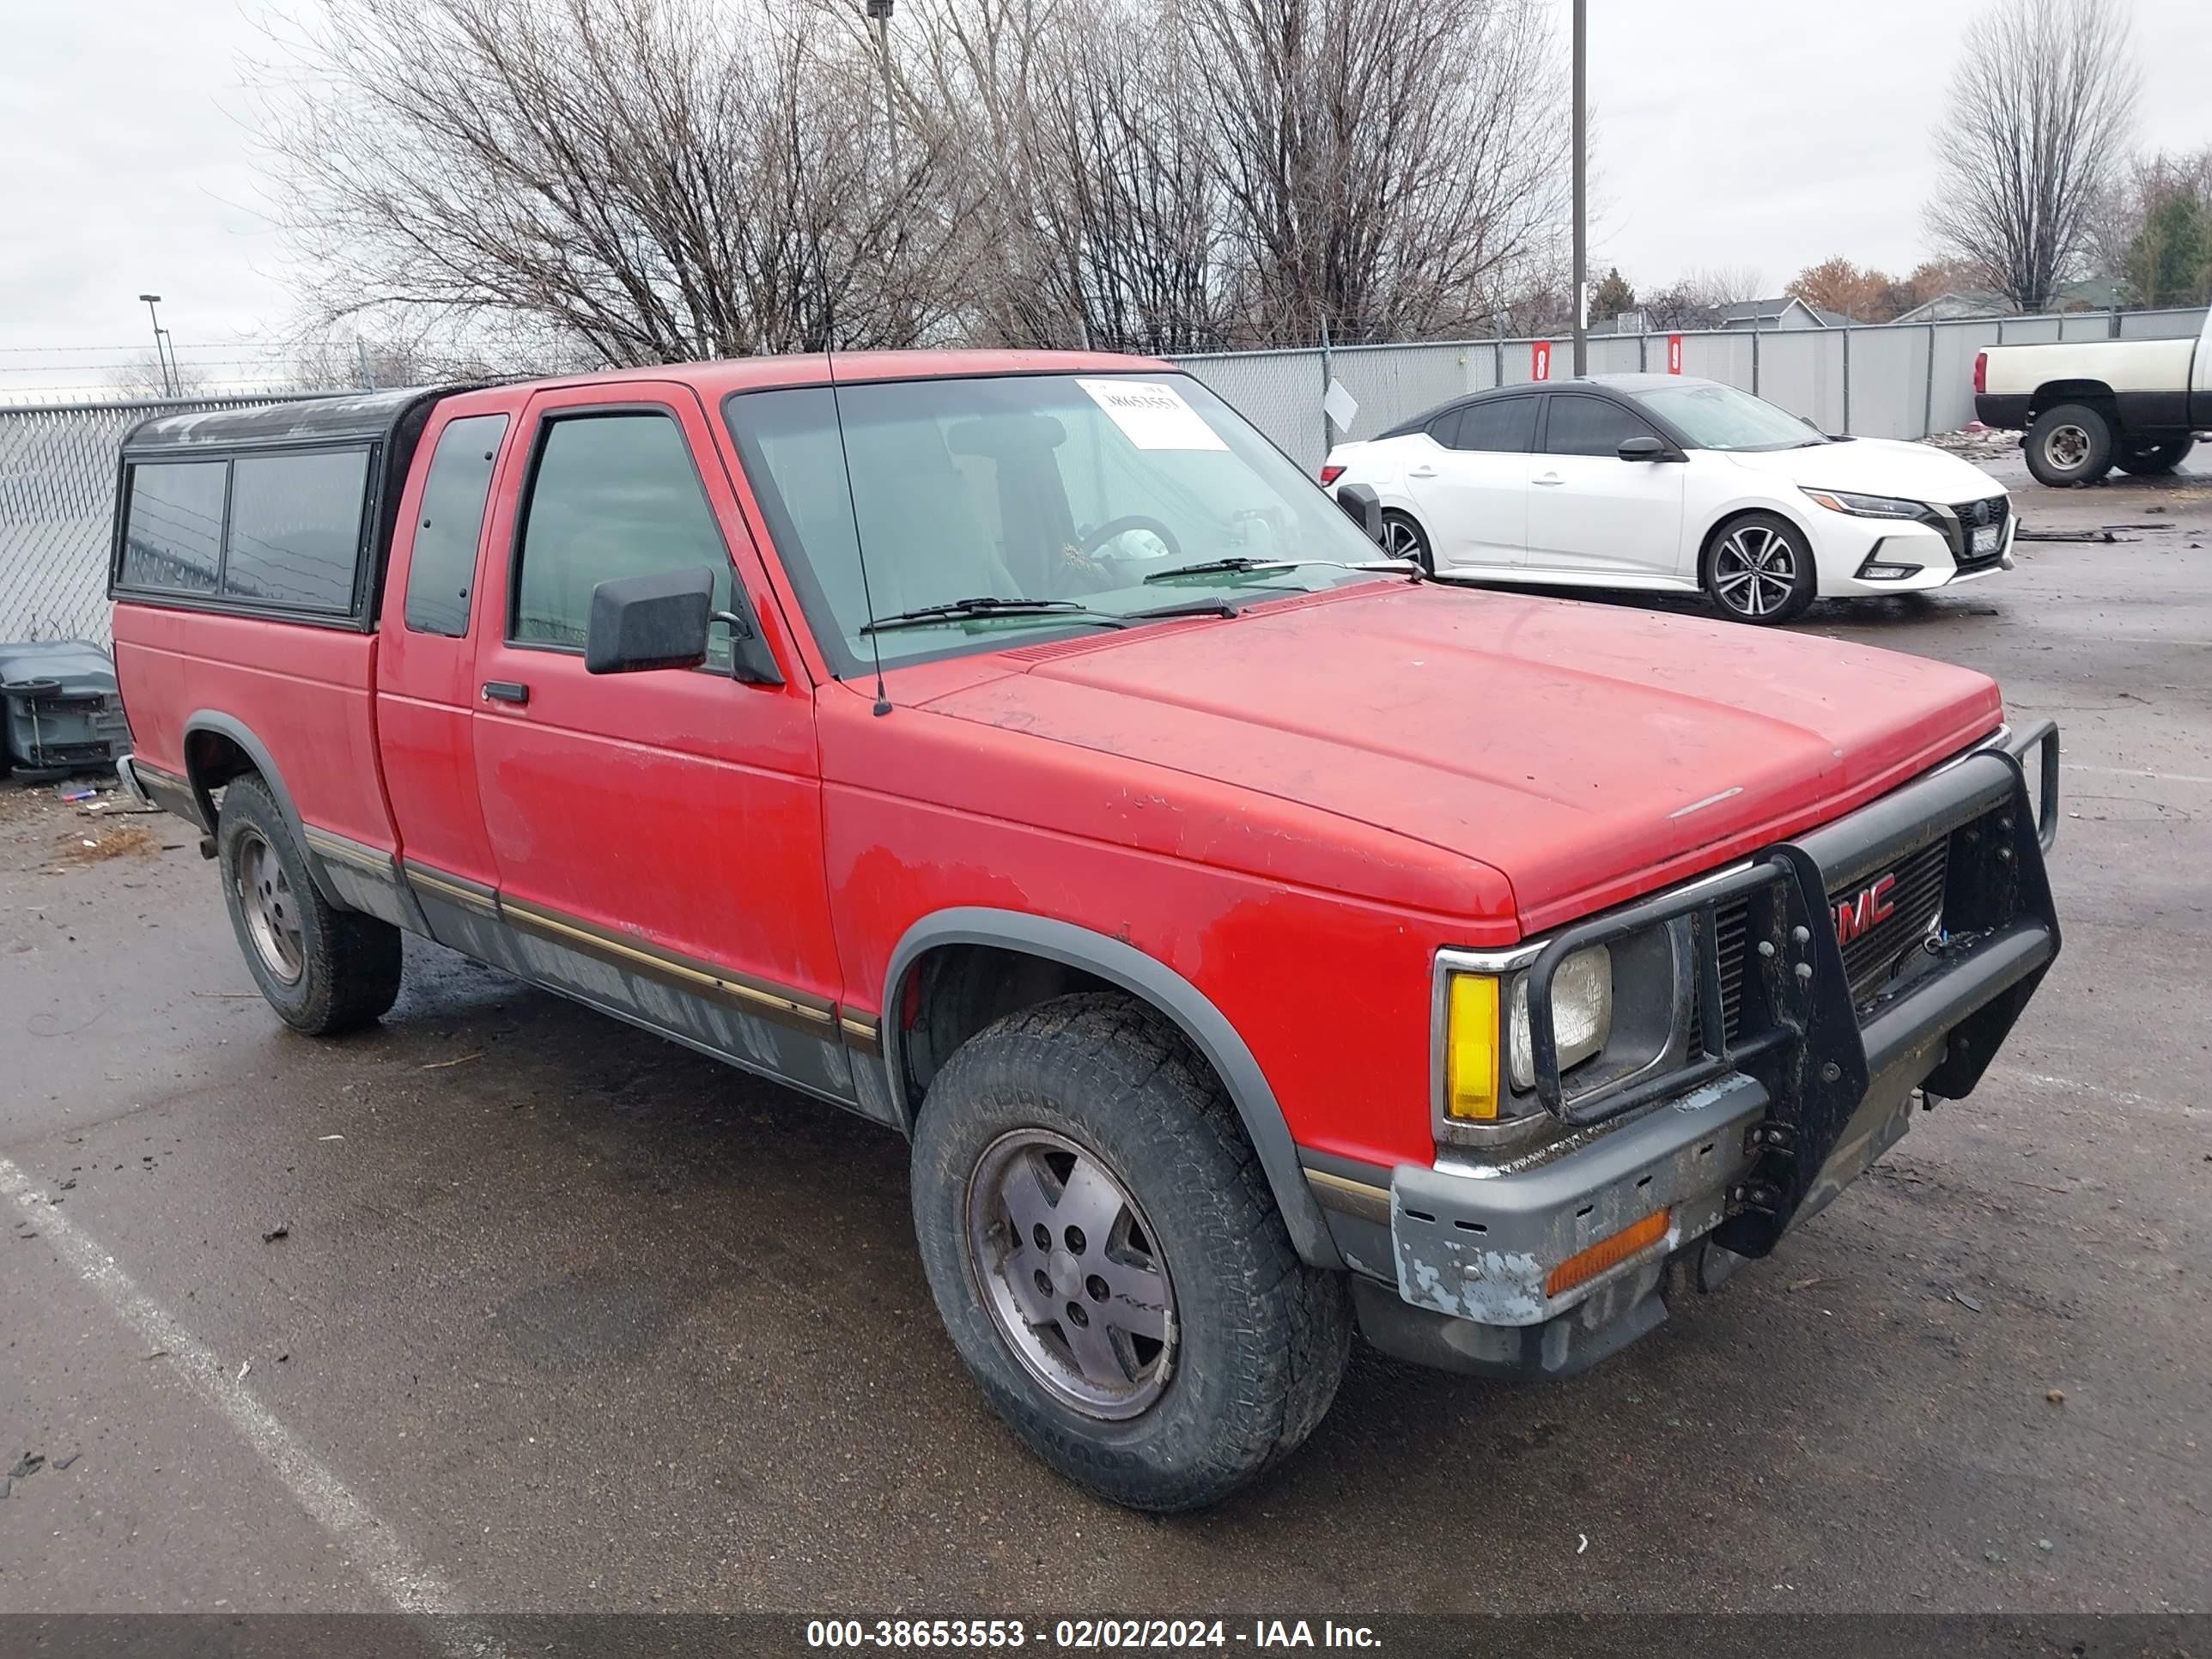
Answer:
[0, 1155, 499, 1649]
[2066, 763, 2212, 787]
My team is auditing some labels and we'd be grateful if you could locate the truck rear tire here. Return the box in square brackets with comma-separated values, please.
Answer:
[2026, 403, 2115, 487]
[2116, 436, 2194, 477]
[216, 775, 403, 1035]
[908, 992, 1351, 1511]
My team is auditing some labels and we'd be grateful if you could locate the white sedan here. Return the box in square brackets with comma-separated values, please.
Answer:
[1322, 374, 2015, 624]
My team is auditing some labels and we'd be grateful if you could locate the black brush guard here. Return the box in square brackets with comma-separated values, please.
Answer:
[1525, 723, 2061, 1257]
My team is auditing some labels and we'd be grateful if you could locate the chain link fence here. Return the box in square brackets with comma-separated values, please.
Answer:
[4, 305, 2204, 649]
[0, 394, 317, 647]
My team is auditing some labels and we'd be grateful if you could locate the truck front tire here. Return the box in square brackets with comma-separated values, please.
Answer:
[2026, 403, 2115, 487]
[908, 992, 1351, 1511]
[2116, 436, 2194, 477]
[216, 775, 403, 1035]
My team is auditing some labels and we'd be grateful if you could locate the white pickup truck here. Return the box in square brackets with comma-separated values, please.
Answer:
[1975, 309, 2212, 487]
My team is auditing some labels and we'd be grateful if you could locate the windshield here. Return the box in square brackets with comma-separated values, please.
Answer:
[722, 372, 1389, 674]
[1627, 381, 1825, 451]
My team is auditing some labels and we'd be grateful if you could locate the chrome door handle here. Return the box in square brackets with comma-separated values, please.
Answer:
[1534, 472, 1565, 485]
[1409, 465, 1437, 478]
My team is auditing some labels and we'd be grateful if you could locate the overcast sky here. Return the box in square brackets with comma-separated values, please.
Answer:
[1, 0, 2208, 386]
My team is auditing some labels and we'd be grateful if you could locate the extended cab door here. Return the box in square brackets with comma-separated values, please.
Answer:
[466, 382, 858, 1106]
[1401, 396, 1537, 569]
[1521, 393, 1687, 580]
[376, 395, 521, 955]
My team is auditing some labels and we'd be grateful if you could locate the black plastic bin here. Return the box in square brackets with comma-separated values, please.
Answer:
[0, 641, 134, 782]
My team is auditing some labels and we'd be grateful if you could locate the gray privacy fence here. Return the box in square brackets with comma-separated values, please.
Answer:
[1171, 305, 2212, 475]
[3, 304, 2205, 647]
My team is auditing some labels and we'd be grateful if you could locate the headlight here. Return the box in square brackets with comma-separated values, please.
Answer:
[1441, 945, 1613, 1122]
[1801, 487, 1923, 520]
[1508, 945, 1613, 1091]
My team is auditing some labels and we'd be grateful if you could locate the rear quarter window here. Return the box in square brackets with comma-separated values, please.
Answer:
[118, 460, 227, 594]
[222, 449, 373, 611]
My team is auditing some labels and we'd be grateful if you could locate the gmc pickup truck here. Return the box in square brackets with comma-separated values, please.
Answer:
[109, 354, 2062, 1511]
[1975, 308, 2212, 486]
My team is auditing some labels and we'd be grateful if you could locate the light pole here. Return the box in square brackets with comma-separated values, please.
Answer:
[137, 293, 179, 398]
[866, 0, 902, 185]
[1570, 0, 1588, 377]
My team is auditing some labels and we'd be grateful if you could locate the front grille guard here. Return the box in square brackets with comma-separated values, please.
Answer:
[1523, 723, 2061, 1255]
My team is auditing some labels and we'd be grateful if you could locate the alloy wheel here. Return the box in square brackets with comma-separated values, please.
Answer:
[964, 1129, 1176, 1420]
[235, 830, 305, 985]
[1381, 517, 1426, 566]
[1712, 525, 1800, 618]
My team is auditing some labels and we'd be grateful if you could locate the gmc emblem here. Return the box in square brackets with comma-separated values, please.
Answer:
[1835, 873, 1898, 945]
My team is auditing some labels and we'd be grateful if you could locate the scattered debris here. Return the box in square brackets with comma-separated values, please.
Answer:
[418, 1051, 483, 1071]
[1577, 1533, 1589, 1555]
[1952, 1290, 1984, 1312]
[57, 823, 158, 866]
[317, 1133, 345, 1142]
[191, 991, 262, 1000]
[237, 1359, 252, 1382]
[7, 1454, 43, 1480]
[2046, 1389, 2067, 1405]
[56, 783, 96, 804]
[261, 1224, 289, 1243]
[2037, 1539, 2055, 1553]
[53, 1453, 79, 1471]
[1984, 1548, 2006, 1565]
[143, 1348, 169, 1361]
[0, 1478, 9, 1501]
[2015, 528, 2119, 544]
[1787, 1276, 1830, 1291]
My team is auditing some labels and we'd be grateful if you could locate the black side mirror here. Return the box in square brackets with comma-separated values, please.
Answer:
[1617, 434, 1666, 462]
[1334, 482, 1385, 544]
[586, 566, 714, 674]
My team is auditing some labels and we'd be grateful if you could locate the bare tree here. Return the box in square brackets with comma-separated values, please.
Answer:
[1923, 0, 2138, 313]
[1639, 267, 1765, 331]
[253, 0, 975, 362]
[1181, 0, 1568, 344]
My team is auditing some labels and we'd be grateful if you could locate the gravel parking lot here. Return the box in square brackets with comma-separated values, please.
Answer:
[3, 455, 2206, 1621]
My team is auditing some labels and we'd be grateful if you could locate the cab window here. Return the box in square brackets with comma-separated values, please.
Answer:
[509, 411, 731, 657]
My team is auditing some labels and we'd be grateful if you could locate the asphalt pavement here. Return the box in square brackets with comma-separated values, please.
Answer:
[2, 456, 2206, 1620]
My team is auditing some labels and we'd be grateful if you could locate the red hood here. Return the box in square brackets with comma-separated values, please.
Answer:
[920, 583, 2002, 933]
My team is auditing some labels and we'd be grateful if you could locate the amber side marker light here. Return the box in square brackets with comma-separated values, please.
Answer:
[1545, 1208, 1673, 1297]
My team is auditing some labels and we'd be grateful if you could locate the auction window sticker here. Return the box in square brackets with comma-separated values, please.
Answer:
[1077, 378, 1229, 451]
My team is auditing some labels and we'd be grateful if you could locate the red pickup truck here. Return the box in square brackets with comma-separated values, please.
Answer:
[109, 353, 2061, 1510]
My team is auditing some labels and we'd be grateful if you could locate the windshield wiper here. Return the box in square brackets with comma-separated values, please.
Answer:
[1141, 555, 1419, 585]
[1127, 598, 1242, 621]
[860, 597, 1128, 636]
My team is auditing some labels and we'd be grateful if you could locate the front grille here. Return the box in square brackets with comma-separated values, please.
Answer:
[1950, 494, 2010, 572]
[1833, 836, 1948, 1004]
[1707, 833, 1950, 1041]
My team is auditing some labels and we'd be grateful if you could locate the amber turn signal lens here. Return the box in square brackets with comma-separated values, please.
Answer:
[1444, 974, 1501, 1121]
[1545, 1207, 1672, 1297]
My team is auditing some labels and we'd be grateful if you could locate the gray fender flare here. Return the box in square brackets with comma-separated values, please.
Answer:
[883, 908, 1343, 1271]
[183, 710, 343, 907]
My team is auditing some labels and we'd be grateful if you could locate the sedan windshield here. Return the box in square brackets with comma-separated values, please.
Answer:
[723, 372, 1392, 675]
[1628, 381, 1826, 452]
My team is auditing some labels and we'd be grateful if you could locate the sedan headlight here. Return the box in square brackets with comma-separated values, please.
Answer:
[1801, 487, 1923, 520]
[1442, 945, 1613, 1121]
